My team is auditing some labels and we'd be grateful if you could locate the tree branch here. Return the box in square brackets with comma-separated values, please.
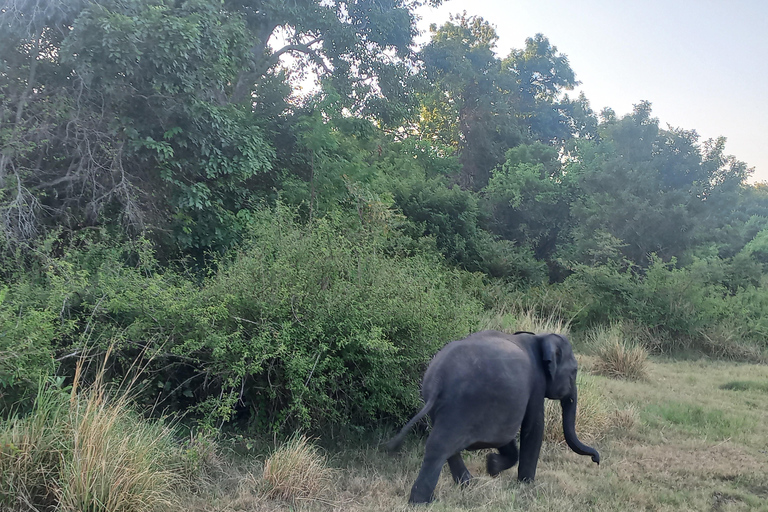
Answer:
[266, 36, 330, 73]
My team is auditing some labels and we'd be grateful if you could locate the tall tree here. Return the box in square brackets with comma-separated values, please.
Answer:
[419, 22, 585, 190]
[0, 0, 426, 253]
[503, 34, 583, 143]
[418, 15, 522, 190]
[565, 102, 752, 268]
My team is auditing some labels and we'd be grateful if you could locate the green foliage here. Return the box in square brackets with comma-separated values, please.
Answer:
[392, 175, 547, 284]
[3, 0, 768, 445]
[418, 18, 584, 189]
[0, 287, 57, 411]
[559, 257, 768, 358]
[485, 142, 569, 261]
[180, 206, 484, 431]
[0, 207, 484, 432]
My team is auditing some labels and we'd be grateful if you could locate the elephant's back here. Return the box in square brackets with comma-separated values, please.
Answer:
[423, 330, 532, 398]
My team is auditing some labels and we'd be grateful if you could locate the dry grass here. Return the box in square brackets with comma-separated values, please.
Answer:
[58, 379, 179, 511]
[0, 382, 64, 508]
[262, 435, 336, 504]
[6, 343, 768, 511]
[544, 373, 616, 445]
[0, 350, 182, 512]
[5, 357, 757, 512]
[477, 307, 570, 336]
[587, 323, 649, 381]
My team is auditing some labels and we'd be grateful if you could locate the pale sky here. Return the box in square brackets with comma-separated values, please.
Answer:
[415, 0, 768, 182]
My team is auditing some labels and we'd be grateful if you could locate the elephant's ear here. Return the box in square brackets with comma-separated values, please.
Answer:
[540, 334, 559, 381]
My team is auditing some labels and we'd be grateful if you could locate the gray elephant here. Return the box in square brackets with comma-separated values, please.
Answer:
[387, 330, 599, 504]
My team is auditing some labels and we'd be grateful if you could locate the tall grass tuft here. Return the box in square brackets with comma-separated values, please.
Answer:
[544, 373, 613, 445]
[262, 435, 335, 504]
[0, 351, 184, 512]
[0, 380, 65, 508]
[477, 306, 570, 336]
[588, 323, 649, 381]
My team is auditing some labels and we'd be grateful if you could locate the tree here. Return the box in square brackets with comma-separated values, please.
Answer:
[485, 142, 570, 262]
[0, 0, 426, 255]
[502, 34, 583, 144]
[227, 0, 434, 122]
[565, 102, 752, 268]
[419, 23, 586, 190]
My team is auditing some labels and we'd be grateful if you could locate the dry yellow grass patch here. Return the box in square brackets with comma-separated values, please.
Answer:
[588, 323, 649, 381]
[477, 307, 570, 336]
[0, 351, 181, 512]
[544, 373, 616, 445]
[262, 435, 336, 504]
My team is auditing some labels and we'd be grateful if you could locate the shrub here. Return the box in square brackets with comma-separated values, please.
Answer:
[587, 323, 649, 381]
[0, 286, 59, 414]
[173, 205, 485, 432]
[262, 435, 335, 503]
[0, 207, 486, 434]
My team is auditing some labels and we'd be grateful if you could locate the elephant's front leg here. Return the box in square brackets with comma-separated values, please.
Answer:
[447, 453, 472, 485]
[517, 400, 545, 482]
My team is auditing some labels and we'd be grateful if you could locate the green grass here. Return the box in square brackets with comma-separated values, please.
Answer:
[643, 401, 756, 440]
[178, 357, 768, 511]
[720, 380, 768, 393]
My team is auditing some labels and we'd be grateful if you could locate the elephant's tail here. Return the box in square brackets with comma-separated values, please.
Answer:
[385, 398, 435, 452]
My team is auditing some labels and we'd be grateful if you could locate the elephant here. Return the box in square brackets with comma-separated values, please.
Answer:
[386, 330, 600, 504]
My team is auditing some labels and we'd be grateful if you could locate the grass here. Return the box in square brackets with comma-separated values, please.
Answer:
[643, 402, 756, 441]
[4, 339, 768, 511]
[720, 380, 768, 393]
[544, 372, 620, 445]
[477, 307, 571, 336]
[586, 323, 649, 381]
[262, 435, 336, 503]
[0, 352, 182, 512]
[178, 354, 768, 511]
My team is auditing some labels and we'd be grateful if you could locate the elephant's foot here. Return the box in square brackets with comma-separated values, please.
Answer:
[487, 452, 518, 477]
[408, 487, 434, 504]
[447, 454, 473, 486]
[486, 453, 504, 477]
[454, 470, 472, 486]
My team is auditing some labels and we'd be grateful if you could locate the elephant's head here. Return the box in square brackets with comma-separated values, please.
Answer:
[539, 333, 600, 465]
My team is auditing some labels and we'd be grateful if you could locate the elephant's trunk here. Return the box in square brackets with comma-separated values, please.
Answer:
[560, 387, 600, 464]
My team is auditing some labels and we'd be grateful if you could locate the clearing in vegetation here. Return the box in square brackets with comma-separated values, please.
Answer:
[181, 357, 768, 512]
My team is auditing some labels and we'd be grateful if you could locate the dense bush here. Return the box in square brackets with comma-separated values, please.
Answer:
[178, 206, 484, 431]
[558, 258, 768, 358]
[1, 207, 485, 433]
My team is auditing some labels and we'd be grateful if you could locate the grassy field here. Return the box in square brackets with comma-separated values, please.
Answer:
[3, 340, 767, 511]
[187, 357, 768, 512]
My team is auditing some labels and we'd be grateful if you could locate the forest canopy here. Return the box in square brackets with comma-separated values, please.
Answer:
[2, 0, 767, 433]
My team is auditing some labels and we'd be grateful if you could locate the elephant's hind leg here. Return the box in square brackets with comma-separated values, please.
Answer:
[487, 440, 519, 477]
[409, 429, 466, 504]
[447, 453, 472, 485]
